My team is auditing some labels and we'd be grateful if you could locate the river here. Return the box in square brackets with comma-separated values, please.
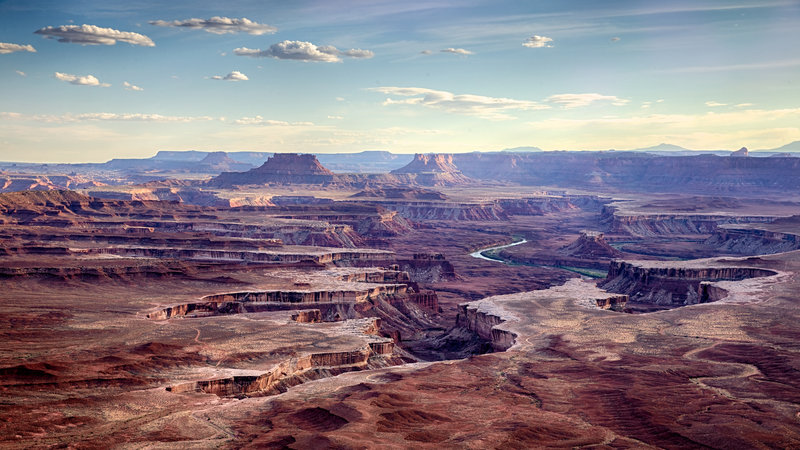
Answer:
[469, 238, 528, 262]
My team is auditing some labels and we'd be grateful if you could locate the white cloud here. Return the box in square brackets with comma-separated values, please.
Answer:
[149, 16, 276, 35]
[546, 93, 629, 108]
[736, 103, 754, 108]
[370, 86, 549, 120]
[234, 116, 314, 126]
[123, 81, 143, 91]
[15, 70, 26, 77]
[35, 24, 155, 47]
[522, 35, 553, 48]
[610, 37, 621, 42]
[705, 101, 727, 107]
[211, 70, 249, 81]
[234, 40, 374, 62]
[420, 49, 433, 55]
[441, 47, 473, 55]
[1, 111, 215, 123]
[0, 42, 36, 54]
[327, 115, 344, 120]
[54, 72, 110, 87]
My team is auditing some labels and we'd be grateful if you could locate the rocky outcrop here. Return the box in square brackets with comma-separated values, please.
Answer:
[455, 303, 516, 351]
[730, 147, 749, 157]
[600, 260, 777, 307]
[560, 231, 622, 259]
[396, 254, 457, 282]
[168, 317, 398, 398]
[594, 295, 628, 311]
[291, 309, 323, 323]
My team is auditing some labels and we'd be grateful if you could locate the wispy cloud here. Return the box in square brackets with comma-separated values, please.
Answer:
[370, 86, 549, 120]
[522, 35, 553, 48]
[1, 112, 216, 123]
[123, 81, 143, 91]
[0, 42, 36, 54]
[660, 59, 800, 74]
[234, 40, 374, 62]
[705, 101, 727, 107]
[149, 16, 277, 35]
[610, 37, 620, 42]
[234, 116, 314, 126]
[15, 70, 27, 77]
[546, 93, 629, 108]
[736, 103, 754, 108]
[35, 24, 155, 46]
[54, 72, 110, 87]
[210, 70, 248, 81]
[420, 49, 433, 55]
[441, 47, 473, 55]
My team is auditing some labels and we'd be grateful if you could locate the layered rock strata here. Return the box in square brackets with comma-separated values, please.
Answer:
[600, 260, 778, 306]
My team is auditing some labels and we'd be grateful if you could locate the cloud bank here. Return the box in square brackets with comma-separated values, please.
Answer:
[235, 40, 374, 62]
[234, 116, 314, 126]
[370, 86, 549, 120]
[0, 42, 36, 54]
[1, 111, 215, 123]
[54, 72, 110, 87]
[35, 24, 155, 46]
[546, 93, 629, 108]
[149, 17, 276, 35]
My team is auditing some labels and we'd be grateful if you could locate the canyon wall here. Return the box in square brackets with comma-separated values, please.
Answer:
[600, 260, 777, 306]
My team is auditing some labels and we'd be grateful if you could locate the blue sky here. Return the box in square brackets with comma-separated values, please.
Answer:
[1, 0, 799, 162]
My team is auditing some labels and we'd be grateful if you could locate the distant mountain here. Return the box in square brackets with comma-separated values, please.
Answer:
[226, 152, 272, 165]
[500, 146, 543, 153]
[633, 143, 692, 152]
[151, 150, 209, 162]
[756, 140, 800, 153]
[317, 151, 413, 173]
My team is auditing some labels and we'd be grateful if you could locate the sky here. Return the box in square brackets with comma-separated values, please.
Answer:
[1, 0, 799, 162]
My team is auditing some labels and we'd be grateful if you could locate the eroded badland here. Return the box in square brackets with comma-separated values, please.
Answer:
[2, 150, 800, 448]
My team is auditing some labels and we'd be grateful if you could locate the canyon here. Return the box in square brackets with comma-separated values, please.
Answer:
[2, 151, 800, 448]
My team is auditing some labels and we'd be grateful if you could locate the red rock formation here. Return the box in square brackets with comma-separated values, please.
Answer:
[559, 231, 622, 259]
[390, 153, 473, 186]
[730, 147, 749, 157]
[211, 153, 336, 186]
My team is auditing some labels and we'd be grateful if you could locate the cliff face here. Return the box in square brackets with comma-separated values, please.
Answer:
[451, 151, 800, 195]
[600, 260, 777, 306]
[705, 218, 800, 255]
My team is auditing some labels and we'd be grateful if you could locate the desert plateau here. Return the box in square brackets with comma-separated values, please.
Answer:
[2, 1, 800, 448]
